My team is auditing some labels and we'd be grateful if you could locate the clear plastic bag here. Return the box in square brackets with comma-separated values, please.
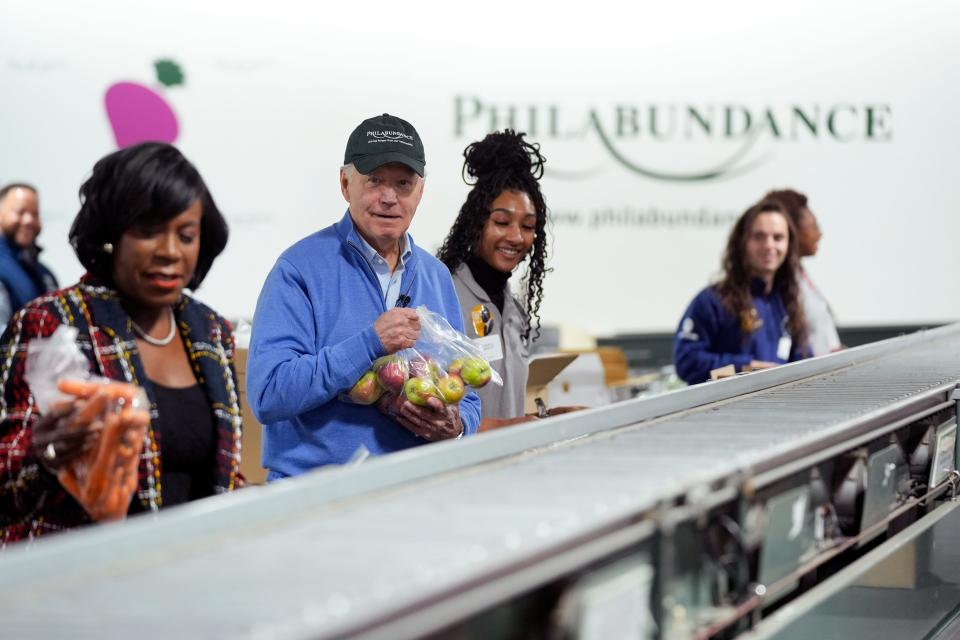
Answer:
[25, 326, 150, 520]
[345, 305, 502, 413]
[25, 326, 89, 413]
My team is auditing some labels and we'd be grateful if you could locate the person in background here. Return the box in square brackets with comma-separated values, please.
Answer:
[0, 183, 58, 328]
[766, 188, 842, 356]
[0, 143, 242, 545]
[437, 130, 554, 429]
[246, 113, 480, 479]
[673, 198, 809, 385]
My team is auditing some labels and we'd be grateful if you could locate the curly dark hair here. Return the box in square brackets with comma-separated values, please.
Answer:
[715, 198, 807, 350]
[69, 142, 228, 290]
[764, 188, 809, 230]
[437, 130, 550, 344]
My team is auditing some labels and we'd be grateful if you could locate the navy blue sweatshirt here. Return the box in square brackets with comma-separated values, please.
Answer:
[673, 280, 806, 385]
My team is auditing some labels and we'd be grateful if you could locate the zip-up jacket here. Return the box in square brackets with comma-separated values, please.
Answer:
[247, 212, 480, 476]
[0, 236, 58, 328]
[1, 278, 242, 545]
[673, 281, 806, 385]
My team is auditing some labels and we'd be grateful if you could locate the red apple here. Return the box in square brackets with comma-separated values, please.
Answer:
[348, 370, 384, 405]
[460, 357, 493, 388]
[409, 355, 443, 381]
[404, 377, 440, 406]
[436, 375, 466, 404]
[447, 358, 465, 376]
[372, 354, 401, 372]
[375, 355, 408, 392]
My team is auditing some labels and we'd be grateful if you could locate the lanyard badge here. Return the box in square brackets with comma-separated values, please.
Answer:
[471, 304, 494, 337]
[777, 316, 792, 360]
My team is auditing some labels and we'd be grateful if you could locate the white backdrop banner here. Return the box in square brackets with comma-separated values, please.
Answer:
[2, 1, 958, 336]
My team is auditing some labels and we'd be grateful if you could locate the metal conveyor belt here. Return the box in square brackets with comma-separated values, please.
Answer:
[1, 325, 959, 639]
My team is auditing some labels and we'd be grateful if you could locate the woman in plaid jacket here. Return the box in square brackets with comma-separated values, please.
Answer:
[0, 143, 243, 546]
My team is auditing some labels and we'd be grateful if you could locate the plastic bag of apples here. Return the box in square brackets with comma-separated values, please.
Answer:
[345, 306, 502, 413]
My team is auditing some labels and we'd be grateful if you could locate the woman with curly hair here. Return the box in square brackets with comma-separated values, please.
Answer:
[673, 198, 810, 385]
[437, 130, 550, 427]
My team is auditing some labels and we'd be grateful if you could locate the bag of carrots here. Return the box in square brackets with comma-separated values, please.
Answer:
[25, 326, 151, 521]
[54, 379, 150, 520]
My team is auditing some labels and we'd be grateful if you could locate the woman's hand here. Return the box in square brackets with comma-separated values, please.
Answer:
[746, 360, 778, 372]
[57, 405, 149, 521]
[31, 387, 115, 472]
[31, 400, 99, 472]
[47, 380, 151, 521]
[479, 416, 538, 432]
[545, 405, 587, 417]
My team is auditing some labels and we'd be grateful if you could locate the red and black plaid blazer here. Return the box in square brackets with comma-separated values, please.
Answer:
[0, 277, 243, 546]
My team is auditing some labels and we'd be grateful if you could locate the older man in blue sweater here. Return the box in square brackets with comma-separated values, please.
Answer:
[247, 114, 480, 479]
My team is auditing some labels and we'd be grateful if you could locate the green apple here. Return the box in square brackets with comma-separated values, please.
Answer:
[403, 377, 440, 406]
[348, 370, 384, 405]
[460, 357, 492, 388]
[435, 374, 466, 404]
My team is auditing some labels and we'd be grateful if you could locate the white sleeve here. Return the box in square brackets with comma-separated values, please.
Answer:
[0, 286, 12, 330]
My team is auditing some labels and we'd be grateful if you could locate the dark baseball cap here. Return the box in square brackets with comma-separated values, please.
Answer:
[343, 113, 425, 176]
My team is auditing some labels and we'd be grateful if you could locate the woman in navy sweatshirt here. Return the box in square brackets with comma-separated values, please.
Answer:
[673, 198, 809, 385]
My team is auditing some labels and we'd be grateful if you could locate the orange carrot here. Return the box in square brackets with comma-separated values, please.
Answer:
[58, 379, 142, 403]
[73, 392, 108, 426]
[57, 468, 82, 500]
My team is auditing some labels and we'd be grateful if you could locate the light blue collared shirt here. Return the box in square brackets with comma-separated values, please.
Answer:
[353, 231, 413, 308]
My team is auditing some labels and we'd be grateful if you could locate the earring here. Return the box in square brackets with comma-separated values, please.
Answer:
[102, 242, 113, 254]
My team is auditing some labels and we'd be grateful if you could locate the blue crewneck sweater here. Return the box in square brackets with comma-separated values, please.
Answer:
[247, 212, 480, 477]
[673, 280, 806, 385]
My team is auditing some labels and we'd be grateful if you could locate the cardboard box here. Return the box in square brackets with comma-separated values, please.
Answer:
[525, 353, 578, 414]
[710, 364, 737, 381]
[234, 348, 268, 485]
[596, 346, 629, 385]
[546, 351, 611, 409]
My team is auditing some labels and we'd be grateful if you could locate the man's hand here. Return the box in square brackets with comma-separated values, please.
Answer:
[396, 396, 463, 442]
[374, 308, 420, 353]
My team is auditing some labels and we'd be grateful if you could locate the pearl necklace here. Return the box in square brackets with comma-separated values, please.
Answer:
[131, 307, 177, 347]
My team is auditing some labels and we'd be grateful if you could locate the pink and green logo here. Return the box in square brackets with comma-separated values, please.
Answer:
[105, 60, 183, 148]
